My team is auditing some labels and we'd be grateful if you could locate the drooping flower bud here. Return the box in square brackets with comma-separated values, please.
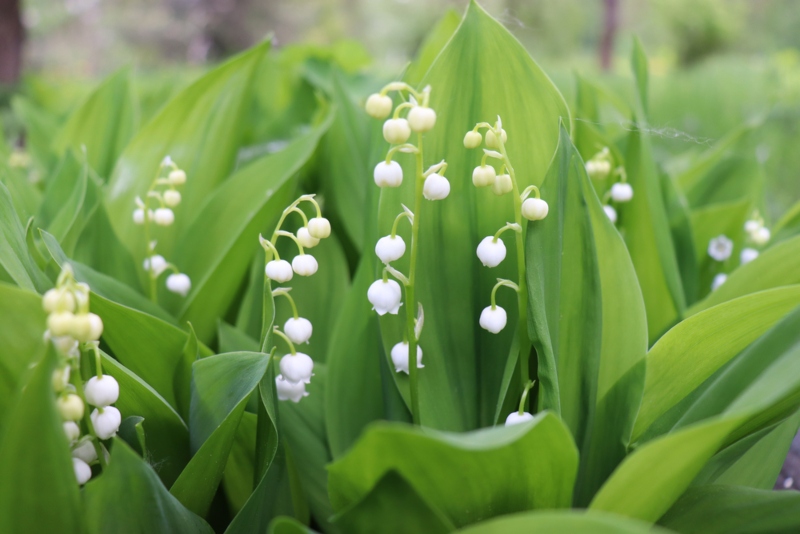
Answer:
[266, 260, 293, 283]
[463, 131, 482, 149]
[521, 198, 549, 221]
[610, 182, 634, 202]
[143, 255, 168, 276]
[297, 227, 320, 248]
[279, 352, 314, 384]
[58, 394, 85, 421]
[166, 273, 192, 296]
[133, 208, 146, 225]
[63, 421, 81, 443]
[84, 375, 120, 407]
[485, 128, 507, 149]
[744, 220, 761, 234]
[153, 208, 175, 226]
[603, 205, 618, 224]
[586, 159, 612, 180]
[284, 317, 313, 345]
[422, 174, 450, 200]
[292, 255, 318, 277]
[708, 235, 733, 262]
[752, 227, 771, 246]
[505, 411, 534, 426]
[70, 313, 103, 343]
[367, 279, 402, 315]
[711, 273, 728, 291]
[72, 439, 98, 463]
[163, 190, 181, 207]
[48, 312, 75, 337]
[43, 289, 75, 314]
[308, 217, 331, 239]
[365, 94, 393, 119]
[375, 235, 406, 264]
[480, 306, 507, 334]
[472, 165, 496, 187]
[275, 375, 310, 402]
[740, 247, 759, 264]
[91, 406, 121, 440]
[476, 236, 506, 267]
[492, 174, 513, 196]
[168, 169, 187, 185]
[73, 457, 92, 485]
[407, 106, 436, 133]
[383, 118, 411, 144]
[374, 161, 403, 188]
[390, 341, 424, 374]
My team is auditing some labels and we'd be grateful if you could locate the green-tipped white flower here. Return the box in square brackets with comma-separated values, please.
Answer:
[408, 106, 436, 133]
[279, 352, 314, 384]
[521, 198, 549, 221]
[505, 411, 534, 426]
[390, 341, 423, 374]
[168, 169, 187, 185]
[492, 174, 513, 196]
[163, 190, 181, 207]
[375, 235, 406, 264]
[472, 165, 496, 187]
[463, 131, 482, 149]
[365, 94, 393, 119]
[586, 159, 612, 180]
[383, 118, 411, 144]
[308, 217, 331, 239]
[58, 394, 85, 421]
[43, 288, 76, 314]
[485, 128, 507, 149]
[70, 313, 103, 343]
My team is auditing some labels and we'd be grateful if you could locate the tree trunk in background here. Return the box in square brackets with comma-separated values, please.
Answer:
[599, 0, 618, 71]
[0, 0, 24, 84]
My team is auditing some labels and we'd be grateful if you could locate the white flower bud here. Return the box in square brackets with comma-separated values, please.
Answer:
[163, 189, 181, 207]
[84, 375, 119, 407]
[752, 227, 771, 246]
[275, 375, 309, 402]
[43, 289, 76, 314]
[133, 208, 146, 225]
[284, 317, 313, 345]
[70, 313, 102, 343]
[266, 259, 293, 283]
[297, 227, 320, 249]
[476, 236, 506, 267]
[740, 247, 759, 264]
[52, 336, 78, 357]
[166, 273, 192, 297]
[603, 205, 618, 224]
[375, 235, 406, 263]
[153, 208, 175, 226]
[73, 457, 92, 485]
[463, 131, 482, 149]
[168, 169, 186, 185]
[292, 255, 318, 277]
[365, 94, 393, 119]
[407, 106, 436, 133]
[308, 217, 331, 239]
[485, 128, 507, 149]
[367, 279, 402, 315]
[711, 273, 728, 291]
[87, 313, 103, 341]
[492, 174, 513, 196]
[72, 439, 98, 463]
[279, 352, 314, 384]
[610, 182, 634, 203]
[63, 421, 81, 443]
[391, 341, 423, 374]
[91, 406, 121, 440]
[472, 165, 496, 187]
[48, 312, 75, 337]
[383, 118, 411, 144]
[480, 305, 507, 334]
[521, 198, 549, 221]
[374, 161, 403, 188]
[422, 174, 450, 200]
[708, 235, 733, 262]
[52, 366, 71, 392]
[586, 159, 612, 180]
[744, 219, 762, 234]
[143, 255, 168, 276]
[505, 411, 534, 426]
[58, 394, 84, 421]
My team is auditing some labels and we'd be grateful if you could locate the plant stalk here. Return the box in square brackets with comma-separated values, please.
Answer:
[404, 132, 424, 425]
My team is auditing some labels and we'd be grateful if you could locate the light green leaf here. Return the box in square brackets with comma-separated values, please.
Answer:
[11, 97, 60, 170]
[456, 510, 674, 534]
[0, 182, 49, 292]
[404, 9, 462, 87]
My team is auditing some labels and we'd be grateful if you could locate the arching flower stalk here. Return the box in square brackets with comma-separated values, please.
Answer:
[45, 264, 122, 485]
[365, 82, 448, 426]
[133, 156, 191, 302]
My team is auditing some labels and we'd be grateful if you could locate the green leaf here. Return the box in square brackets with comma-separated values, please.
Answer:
[630, 38, 649, 114]
[0, 162, 41, 223]
[632, 287, 800, 441]
[83, 439, 213, 534]
[11, 96, 60, 170]
[404, 9, 462, 87]
[268, 516, 317, 534]
[456, 510, 674, 534]
[328, 412, 578, 528]
[0, 182, 49, 292]
[376, 0, 570, 430]
[0, 347, 83, 534]
[104, 41, 271, 258]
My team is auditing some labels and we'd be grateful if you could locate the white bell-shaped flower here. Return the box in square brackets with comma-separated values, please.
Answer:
[133, 208, 146, 225]
[90, 406, 121, 440]
[752, 227, 771, 246]
[52, 366, 70, 392]
[153, 208, 175, 226]
[279, 352, 314, 384]
[365, 93, 393, 119]
[374, 161, 403, 188]
[383, 118, 411, 144]
[284, 317, 313, 344]
[711, 273, 728, 291]
[84, 375, 120, 407]
[73, 457, 92, 485]
[266, 259, 293, 283]
[63, 421, 81, 443]
[408, 106, 436, 132]
[485, 128, 507, 149]
[275, 375, 310, 402]
[166, 273, 192, 296]
[308, 217, 331, 239]
[603, 205, 618, 223]
[476, 236, 506, 267]
[297, 227, 320, 248]
[58, 394, 84, 421]
[168, 169, 187, 185]
[48, 312, 74, 337]
[423, 174, 450, 200]
[480, 305, 507, 334]
[72, 439, 98, 463]
[708, 235, 733, 261]
[144, 254, 168, 276]
[521, 198, 549, 221]
[492, 174, 513, 196]
[391, 341, 423, 374]
[292, 254, 318, 276]
[43, 288, 76, 314]
[163, 190, 181, 207]
[740, 247, 759, 264]
[463, 131, 482, 149]
[586, 159, 612, 180]
[70, 312, 103, 343]
[375, 235, 406, 263]
[744, 220, 762, 234]
[610, 182, 634, 202]
[505, 411, 534, 426]
[472, 165, 496, 187]
[367, 279, 402, 315]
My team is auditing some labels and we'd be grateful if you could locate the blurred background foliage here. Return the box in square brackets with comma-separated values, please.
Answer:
[2, 0, 800, 217]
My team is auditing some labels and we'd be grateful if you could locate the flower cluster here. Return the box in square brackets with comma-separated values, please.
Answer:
[46, 265, 121, 485]
[586, 148, 632, 224]
[134, 156, 191, 300]
[744, 215, 771, 250]
[259, 195, 331, 402]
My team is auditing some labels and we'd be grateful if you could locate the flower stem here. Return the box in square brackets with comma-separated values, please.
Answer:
[405, 132, 424, 425]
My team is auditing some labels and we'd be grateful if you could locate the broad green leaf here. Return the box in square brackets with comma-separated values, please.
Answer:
[527, 126, 647, 504]
[38, 152, 83, 227]
[268, 516, 317, 534]
[659, 485, 800, 534]
[222, 412, 257, 514]
[175, 110, 332, 342]
[456, 510, 674, 534]
[632, 287, 800, 441]
[0, 182, 49, 291]
[0, 162, 41, 223]
[218, 321, 260, 353]
[328, 412, 578, 528]
[11, 96, 60, 170]
[660, 172, 698, 305]
[46, 158, 102, 258]
[83, 439, 212, 534]
[0, 347, 83, 534]
[376, 0, 570, 430]
[52, 69, 138, 178]
[104, 41, 271, 258]
[773, 199, 800, 243]
[404, 9, 461, 87]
